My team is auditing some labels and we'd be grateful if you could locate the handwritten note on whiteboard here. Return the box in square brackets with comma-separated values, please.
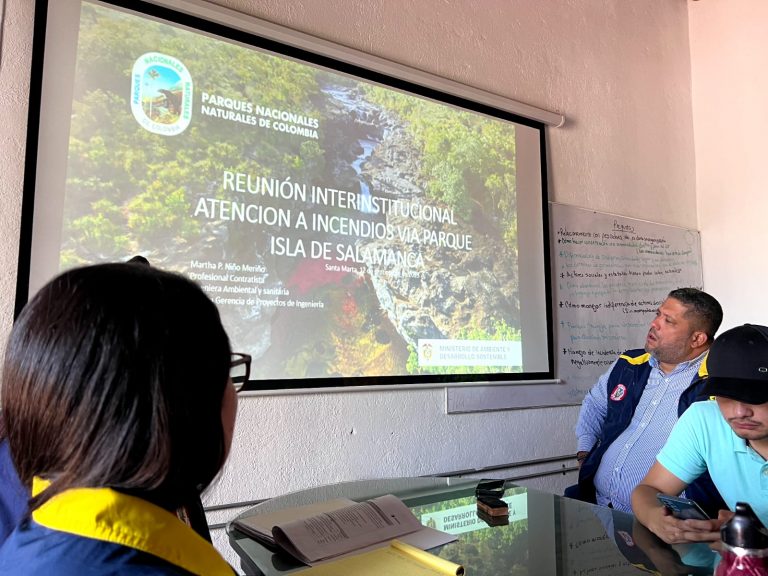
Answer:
[551, 203, 703, 400]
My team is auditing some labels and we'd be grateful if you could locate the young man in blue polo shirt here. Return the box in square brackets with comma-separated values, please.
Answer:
[632, 323, 768, 544]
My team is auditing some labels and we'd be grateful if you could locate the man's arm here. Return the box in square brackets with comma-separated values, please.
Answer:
[574, 360, 618, 455]
[632, 462, 721, 544]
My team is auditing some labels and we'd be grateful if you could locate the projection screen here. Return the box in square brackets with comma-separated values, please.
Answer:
[18, 0, 554, 390]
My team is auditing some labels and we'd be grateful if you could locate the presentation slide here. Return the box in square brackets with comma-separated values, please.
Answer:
[27, 0, 551, 387]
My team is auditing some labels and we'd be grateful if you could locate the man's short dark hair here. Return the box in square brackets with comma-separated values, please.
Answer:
[1, 263, 231, 511]
[668, 287, 723, 344]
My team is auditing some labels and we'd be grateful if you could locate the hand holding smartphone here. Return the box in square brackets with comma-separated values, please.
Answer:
[656, 494, 710, 521]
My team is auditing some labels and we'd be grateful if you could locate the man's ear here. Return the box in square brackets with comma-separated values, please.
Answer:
[690, 330, 709, 348]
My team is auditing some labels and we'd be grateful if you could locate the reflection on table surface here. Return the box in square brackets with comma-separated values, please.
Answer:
[227, 477, 720, 576]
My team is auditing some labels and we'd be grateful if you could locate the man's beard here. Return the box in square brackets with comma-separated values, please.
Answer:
[646, 340, 690, 365]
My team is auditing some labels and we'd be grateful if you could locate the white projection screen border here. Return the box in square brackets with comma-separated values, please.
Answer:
[18, 0, 557, 391]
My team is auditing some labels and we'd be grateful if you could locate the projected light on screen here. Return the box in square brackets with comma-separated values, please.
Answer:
[21, 0, 553, 389]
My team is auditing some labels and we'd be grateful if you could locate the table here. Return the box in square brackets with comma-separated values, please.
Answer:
[227, 477, 719, 576]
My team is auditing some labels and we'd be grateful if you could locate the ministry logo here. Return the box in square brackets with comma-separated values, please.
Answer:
[131, 52, 193, 135]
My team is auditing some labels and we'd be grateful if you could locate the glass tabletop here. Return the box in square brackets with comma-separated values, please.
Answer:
[227, 477, 720, 576]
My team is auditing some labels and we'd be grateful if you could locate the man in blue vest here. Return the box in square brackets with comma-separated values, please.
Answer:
[568, 288, 724, 514]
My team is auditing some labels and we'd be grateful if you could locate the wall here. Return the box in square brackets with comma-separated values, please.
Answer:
[0, 0, 33, 341]
[690, 0, 768, 330]
[0, 0, 698, 566]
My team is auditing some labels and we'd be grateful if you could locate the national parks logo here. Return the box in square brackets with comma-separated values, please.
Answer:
[131, 52, 193, 135]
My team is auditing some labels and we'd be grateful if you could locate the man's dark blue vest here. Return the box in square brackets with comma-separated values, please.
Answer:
[576, 349, 726, 517]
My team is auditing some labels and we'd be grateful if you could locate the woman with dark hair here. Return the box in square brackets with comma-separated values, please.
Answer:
[0, 263, 237, 575]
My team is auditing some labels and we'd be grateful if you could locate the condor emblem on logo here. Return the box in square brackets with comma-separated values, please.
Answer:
[131, 52, 193, 136]
[610, 384, 627, 401]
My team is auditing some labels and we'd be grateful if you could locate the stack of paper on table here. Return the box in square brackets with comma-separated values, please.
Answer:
[232, 494, 457, 566]
[300, 539, 464, 575]
[232, 497, 355, 548]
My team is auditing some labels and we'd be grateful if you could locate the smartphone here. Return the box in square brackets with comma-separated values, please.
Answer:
[475, 479, 505, 498]
[656, 494, 710, 520]
[477, 496, 508, 517]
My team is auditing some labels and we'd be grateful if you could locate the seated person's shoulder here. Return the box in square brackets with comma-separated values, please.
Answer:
[0, 521, 195, 576]
[675, 400, 722, 437]
[0, 439, 27, 543]
[618, 348, 651, 364]
[684, 399, 720, 419]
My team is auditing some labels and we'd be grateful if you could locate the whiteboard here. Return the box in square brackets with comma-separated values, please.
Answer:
[447, 202, 702, 412]
[551, 203, 703, 399]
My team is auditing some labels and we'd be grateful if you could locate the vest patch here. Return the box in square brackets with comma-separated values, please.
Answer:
[610, 384, 627, 401]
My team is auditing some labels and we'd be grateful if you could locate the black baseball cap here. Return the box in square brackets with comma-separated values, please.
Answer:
[703, 324, 768, 404]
